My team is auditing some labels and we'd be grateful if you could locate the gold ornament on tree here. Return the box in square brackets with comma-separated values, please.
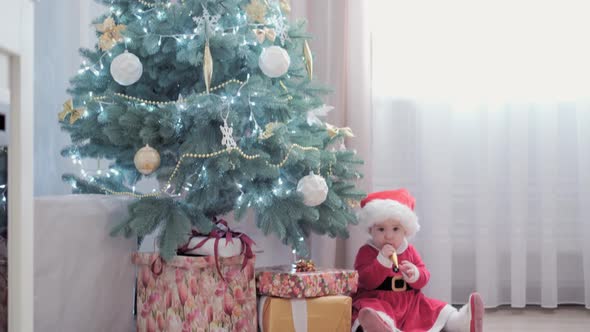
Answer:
[58, 99, 85, 124]
[326, 123, 355, 138]
[95, 17, 126, 51]
[303, 40, 313, 80]
[279, 0, 291, 14]
[259, 122, 283, 140]
[203, 40, 213, 94]
[253, 27, 276, 44]
[134, 144, 161, 175]
[245, 0, 267, 23]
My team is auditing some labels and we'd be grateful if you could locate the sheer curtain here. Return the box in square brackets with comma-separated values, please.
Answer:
[291, 0, 372, 269]
[371, 0, 590, 307]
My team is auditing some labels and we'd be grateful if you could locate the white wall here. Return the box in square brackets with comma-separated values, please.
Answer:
[34, 0, 84, 196]
[34, 0, 108, 196]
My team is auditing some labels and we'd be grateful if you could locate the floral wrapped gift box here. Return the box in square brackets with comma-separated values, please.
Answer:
[133, 252, 256, 332]
[256, 265, 358, 298]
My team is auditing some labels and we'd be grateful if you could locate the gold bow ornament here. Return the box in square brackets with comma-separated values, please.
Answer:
[95, 17, 126, 51]
[253, 27, 277, 44]
[279, 0, 291, 14]
[58, 99, 85, 124]
[245, 0, 268, 24]
[326, 123, 355, 138]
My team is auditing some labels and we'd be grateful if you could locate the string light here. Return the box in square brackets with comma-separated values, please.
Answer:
[81, 144, 321, 198]
[67, 0, 307, 199]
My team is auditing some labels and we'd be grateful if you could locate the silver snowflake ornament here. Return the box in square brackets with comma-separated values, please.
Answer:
[220, 118, 237, 149]
[192, 5, 221, 36]
[269, 15, 289, 45]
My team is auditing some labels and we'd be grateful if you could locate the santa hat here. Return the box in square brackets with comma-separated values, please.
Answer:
[358, 189, 420, 237]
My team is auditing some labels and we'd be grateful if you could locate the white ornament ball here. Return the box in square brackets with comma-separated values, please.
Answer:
[110, 50, 143, 86]
[134, 144, 161, 175]
[258, 46, 291, 78]
[297, 172, 329, 207]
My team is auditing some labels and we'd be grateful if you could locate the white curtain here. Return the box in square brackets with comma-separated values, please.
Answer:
[371, 0, 590, 308]
[291, 0, 372, 269]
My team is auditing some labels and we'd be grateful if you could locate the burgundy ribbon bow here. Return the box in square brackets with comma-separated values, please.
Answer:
[178, 218, 255, 282]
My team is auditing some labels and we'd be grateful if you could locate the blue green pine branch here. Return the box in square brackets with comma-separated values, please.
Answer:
[60, 0, 364, 260]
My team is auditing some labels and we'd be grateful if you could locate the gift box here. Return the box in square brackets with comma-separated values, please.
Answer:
[258, 295, 352, 332]
[256, 266, 358, 298]
[133, 252, 257, 332]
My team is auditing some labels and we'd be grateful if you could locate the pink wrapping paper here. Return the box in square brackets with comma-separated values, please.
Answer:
[133, 252, 256, 331]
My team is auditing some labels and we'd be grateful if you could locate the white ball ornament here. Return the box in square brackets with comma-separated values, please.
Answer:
[297, 172, 329, 207]
[110, 50, 143, 86]
[258, 46, 291, 78]
[134, 144, 161, 175]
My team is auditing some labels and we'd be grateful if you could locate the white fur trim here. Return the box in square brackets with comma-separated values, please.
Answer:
[404, 263, 420, 284]
[359, 199, 420, 236]
[351, 319, 360, 332]
[376, 311, 398, 331]
[396, 238, 408, 254]
[377, 252, 393, 268]
[428, 304, 456, 332]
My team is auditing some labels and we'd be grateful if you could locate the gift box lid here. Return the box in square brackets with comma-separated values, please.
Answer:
[255, 265, 358, 298]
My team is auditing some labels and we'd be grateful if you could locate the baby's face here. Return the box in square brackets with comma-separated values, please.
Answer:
[369, 219, 406, 250]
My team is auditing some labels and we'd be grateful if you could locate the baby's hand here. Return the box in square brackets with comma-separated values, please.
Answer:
[380, 244, 396, 258]
[400, 260, 417, 280]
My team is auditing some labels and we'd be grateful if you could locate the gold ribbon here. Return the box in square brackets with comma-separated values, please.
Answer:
[253, 27, 277, 43]
[95, 17, 126, 51]
[259, 122, 283, 140]
[58, 99, 85, 124]
[326, 123, 355, 138]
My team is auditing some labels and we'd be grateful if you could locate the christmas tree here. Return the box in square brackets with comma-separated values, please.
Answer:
[60, 0, 364, 260]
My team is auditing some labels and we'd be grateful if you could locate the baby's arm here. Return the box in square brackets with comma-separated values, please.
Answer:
[401, 246, 430, 289]
[354, 245, 392, 290]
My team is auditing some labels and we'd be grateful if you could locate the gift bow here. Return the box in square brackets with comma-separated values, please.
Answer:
[96, 16, 126, 51]
[177, 219, 255, 282]
[326, 123, 355, 138]
[253, 27, 277, 43]
[58, 99, 85, 124]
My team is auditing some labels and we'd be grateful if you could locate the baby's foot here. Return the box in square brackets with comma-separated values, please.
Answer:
[469, 292, 484, 332]
[358, 307, 399, 332]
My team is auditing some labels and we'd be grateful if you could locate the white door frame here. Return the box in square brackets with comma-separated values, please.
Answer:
[0, 1, 35, 331]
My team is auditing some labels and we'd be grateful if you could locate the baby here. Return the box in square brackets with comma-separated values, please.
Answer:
[352, 189, 484, 332]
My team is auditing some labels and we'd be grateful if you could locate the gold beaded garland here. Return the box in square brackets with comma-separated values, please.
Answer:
[101, 79, 245, 106]
[99, 144, 321, 198]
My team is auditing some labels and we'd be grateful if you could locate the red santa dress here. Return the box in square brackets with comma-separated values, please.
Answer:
[351, 240, 455, 332]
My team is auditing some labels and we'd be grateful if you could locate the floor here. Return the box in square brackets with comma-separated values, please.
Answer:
[484, 306, 590, 331]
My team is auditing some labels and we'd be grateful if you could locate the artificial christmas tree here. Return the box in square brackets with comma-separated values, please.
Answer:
[59, 0, 364, 260]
